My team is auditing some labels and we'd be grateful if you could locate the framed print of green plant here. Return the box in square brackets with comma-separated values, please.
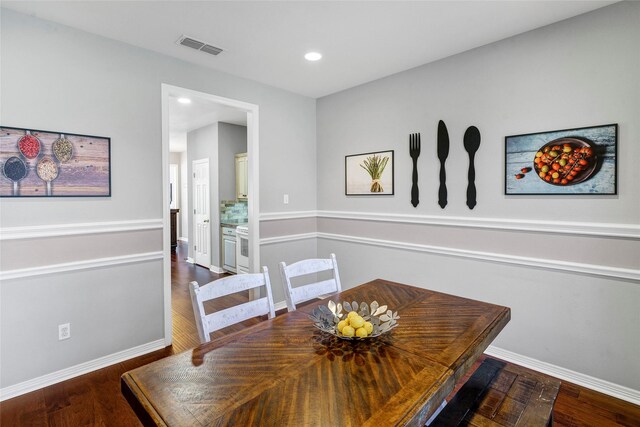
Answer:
[345, 150, 394, 196]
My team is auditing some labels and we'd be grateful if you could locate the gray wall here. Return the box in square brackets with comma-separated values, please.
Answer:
[316, 2, 640, 390]
[218, 123, 247, 202]
[187, 123, 220, 267]
[0, 8, 317, 390]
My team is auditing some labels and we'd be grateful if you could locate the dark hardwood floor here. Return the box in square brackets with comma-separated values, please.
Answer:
[1, 241, 639, 426]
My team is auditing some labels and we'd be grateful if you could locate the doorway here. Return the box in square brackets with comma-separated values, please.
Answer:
[161, 84, 260, 346]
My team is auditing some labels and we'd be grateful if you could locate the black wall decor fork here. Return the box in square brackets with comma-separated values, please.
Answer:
[409, 133, 421, 207]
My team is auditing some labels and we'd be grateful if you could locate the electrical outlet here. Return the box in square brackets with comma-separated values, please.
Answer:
[283, 194, 289, 204]
[58, 323, 71, 340]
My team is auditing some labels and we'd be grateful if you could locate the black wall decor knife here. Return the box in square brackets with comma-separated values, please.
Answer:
[409, 133, 421, 207]
[437, 120, 449, 209]
[463, 126, 481, 210]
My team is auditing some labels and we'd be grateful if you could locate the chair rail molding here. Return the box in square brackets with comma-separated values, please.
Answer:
[259, 211, 318, 221]
[0, 251, 163, 281]
[260, 232, 317, 245]
[316, 210, 640, 240]
[317, 232, 640, 282]
[0, 219, 163, 241]
[258, 230, 638, 282]
[259, 210, 639, 239]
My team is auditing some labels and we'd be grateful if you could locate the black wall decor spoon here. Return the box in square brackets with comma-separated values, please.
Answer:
[463, 126, 481, 210]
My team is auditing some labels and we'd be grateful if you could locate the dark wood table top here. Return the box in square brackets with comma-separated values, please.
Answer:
[121, 279, 510, 426]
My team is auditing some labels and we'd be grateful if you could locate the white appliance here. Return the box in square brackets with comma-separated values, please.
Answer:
[236, 225, 249, 274]
[221, 226, 237, 273]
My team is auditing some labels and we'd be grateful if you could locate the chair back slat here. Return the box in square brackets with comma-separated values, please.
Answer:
[283, 258, 333, 278]
[290, 279, 339, 304]
[189, 266, 276, 343]
[279, 253, 341, 312]
[205, 297, 272, 333]
[198, 274, 266, 300]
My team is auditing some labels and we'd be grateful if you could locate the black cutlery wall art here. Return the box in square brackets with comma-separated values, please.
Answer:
[409, 133, 421, 207]
[437, 121, 449, 209]
[407, 124, 480, 209]
[463, 126, 481, 210]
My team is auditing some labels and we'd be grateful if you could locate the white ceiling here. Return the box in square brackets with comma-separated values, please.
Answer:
[3, 1, 616, 99]
[168, 92, 247, 152]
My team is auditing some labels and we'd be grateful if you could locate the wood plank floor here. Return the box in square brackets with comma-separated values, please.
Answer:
[1, 241, 639, 426]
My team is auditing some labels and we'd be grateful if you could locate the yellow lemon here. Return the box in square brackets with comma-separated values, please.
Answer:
[337, 320, 348, 333]
[364, 321, 373, 335]
[350, 316, 365, 329]
[347, 311, 358, 320]
[355, 327, 368, 338]
[342, 325, 355, 337]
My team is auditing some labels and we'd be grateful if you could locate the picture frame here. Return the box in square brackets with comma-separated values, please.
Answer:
[345, 150, 394, 196]
[505, 124, 617, 195]
[1, 126, 111, 197]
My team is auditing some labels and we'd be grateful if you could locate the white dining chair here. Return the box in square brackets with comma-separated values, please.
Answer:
[189, 267, 276, 344]
[279, 253, 342, 312]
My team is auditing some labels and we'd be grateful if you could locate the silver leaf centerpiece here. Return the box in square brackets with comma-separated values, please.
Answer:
[308, 300, 400, 340]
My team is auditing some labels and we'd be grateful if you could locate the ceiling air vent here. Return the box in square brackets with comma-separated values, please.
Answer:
[177, 35, 224, 56]
[200, 44, 224, 56]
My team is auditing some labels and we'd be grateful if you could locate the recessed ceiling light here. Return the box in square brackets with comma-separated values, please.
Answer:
[177, 97, 192, 104]
[304, 52, 322, 61]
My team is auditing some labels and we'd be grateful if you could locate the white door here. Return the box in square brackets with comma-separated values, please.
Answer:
[192, 159, 210, 268]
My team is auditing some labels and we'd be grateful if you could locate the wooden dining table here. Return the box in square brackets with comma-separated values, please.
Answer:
[121, 279, 510, 426]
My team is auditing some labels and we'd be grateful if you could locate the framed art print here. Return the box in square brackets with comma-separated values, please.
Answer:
[345, 150, 394, 196]
[1, 126, 111, 197]
[505, 124, 617, 195]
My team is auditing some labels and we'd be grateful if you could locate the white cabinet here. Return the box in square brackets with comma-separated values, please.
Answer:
[221, 226, 237, 273]
[235, 153, 248, 200]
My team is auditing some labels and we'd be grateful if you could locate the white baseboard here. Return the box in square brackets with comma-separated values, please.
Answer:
[178, 237, 188, 242]
[209, 265, 225, 274]
[0, 339, 166, 402]
[186, 257, 195, 264]
[485, 345, 640, 406]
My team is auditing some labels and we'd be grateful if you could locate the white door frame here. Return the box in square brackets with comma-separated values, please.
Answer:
[161, 83, 260, 346]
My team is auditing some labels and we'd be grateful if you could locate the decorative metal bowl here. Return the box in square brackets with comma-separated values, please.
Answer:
[308, 300, 399, 340]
